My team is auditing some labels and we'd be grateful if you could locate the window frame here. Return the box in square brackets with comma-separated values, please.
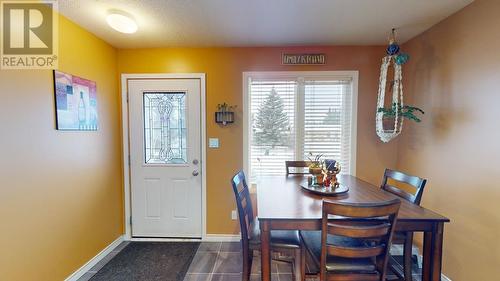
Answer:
[243, 71, 359, 180]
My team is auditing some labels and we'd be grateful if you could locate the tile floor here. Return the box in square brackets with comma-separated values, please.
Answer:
[77, 241, 422, 281]
[184, 241, 295, 281]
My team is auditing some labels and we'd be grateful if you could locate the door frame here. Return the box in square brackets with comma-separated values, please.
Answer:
[121, 73, 207, 241]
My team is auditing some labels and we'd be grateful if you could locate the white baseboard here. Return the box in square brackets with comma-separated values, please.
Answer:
[65, 235, 124, 281]
[130, 237, 201, 242]
[127, 234, 240, 242]
[442, 274, 452, 281]
[204, 234, 241, 242]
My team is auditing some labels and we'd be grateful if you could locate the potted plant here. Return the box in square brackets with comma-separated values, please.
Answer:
[307, 153, 323, 175]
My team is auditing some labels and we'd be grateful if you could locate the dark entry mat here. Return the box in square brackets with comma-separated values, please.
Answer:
[90, 242, 200, 281]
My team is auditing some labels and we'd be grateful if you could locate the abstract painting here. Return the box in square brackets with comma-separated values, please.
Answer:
[53, 70, 99, 131]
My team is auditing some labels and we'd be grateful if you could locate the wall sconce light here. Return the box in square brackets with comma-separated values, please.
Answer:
[215, 102, 236, 126]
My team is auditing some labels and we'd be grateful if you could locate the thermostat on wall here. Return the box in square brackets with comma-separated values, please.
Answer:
[208, 138, 219, 148]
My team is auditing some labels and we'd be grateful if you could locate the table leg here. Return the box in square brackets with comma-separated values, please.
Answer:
[260, 222, 271, 281]
[422, 222, 444, 281]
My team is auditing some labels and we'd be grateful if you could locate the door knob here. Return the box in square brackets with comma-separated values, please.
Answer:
[192, 170, 199, 176]
[193, 159, 199, 165]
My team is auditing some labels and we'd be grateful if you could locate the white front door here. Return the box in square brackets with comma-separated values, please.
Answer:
[128, 77, 202, 238]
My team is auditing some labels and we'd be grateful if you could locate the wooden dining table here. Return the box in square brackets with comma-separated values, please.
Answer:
[256, 174, 450, 281]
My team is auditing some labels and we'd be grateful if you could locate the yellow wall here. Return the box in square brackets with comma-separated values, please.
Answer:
[0, 16, 123, 280]
[398, 0, 500, 279]
[118, 46, 399, 234]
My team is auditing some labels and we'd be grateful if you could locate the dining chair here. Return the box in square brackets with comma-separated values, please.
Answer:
[231, 171, 305, 281]
[285, 161, 312, 176]
[300, 199, 401, 281]
[381, 169, 427, 281]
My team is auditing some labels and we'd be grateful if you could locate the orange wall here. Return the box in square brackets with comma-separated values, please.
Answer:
[0, 16, 123, 280]
[118, 46, 398, 234]
[398, 0, 500, 279]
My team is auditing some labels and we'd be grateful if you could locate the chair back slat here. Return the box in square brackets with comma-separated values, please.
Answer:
[383, 184, 416, 202]
[327, 244, 385, 258]
[285, 161, 312, 175]
[323, 201, 401, 218]
[327, 222, 391, 238]
[320, 199, 401, 281]
[381, 169, 427, 205]
[231, 171, 254, 243]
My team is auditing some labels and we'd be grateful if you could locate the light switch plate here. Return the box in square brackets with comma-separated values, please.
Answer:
[208, 138, 219, 148]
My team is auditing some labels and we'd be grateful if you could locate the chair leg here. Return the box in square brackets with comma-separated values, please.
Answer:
[242, 248, 252, 281]
[300, 245, 306, 281]
[293, 248, 301, 281]
[248, 252, 254, 280]
[403, 233, 414, 281]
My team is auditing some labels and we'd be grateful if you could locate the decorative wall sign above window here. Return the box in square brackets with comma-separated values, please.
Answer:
[282, 53, 326, 65]
[53, 70, 99, 131]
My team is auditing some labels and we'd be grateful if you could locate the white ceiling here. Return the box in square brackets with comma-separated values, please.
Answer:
[57, 0, 473, 49]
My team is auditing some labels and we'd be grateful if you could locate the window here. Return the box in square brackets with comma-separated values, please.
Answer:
[143, 92, 187, 164]
[243, 72, 357, 181]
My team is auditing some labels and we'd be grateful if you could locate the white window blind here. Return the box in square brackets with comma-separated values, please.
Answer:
[247, 73, 356, 181]
[303, 80, 353, 175]
[250, 80, 296, 178]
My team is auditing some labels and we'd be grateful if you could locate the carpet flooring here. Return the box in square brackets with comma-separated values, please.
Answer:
[89, 242, 199, 281]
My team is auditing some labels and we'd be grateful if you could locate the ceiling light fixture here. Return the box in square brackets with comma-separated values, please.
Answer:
[106, 12, 138, 34]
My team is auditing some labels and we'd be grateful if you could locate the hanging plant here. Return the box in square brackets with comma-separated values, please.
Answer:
[378, 103, 425, 122]
[376, 28, 423, 143]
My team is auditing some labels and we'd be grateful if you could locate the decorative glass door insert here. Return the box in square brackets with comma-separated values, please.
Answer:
[143, 92, 187, 164]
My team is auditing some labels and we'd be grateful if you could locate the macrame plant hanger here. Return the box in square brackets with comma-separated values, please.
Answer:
[376, 29, 409, 143]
